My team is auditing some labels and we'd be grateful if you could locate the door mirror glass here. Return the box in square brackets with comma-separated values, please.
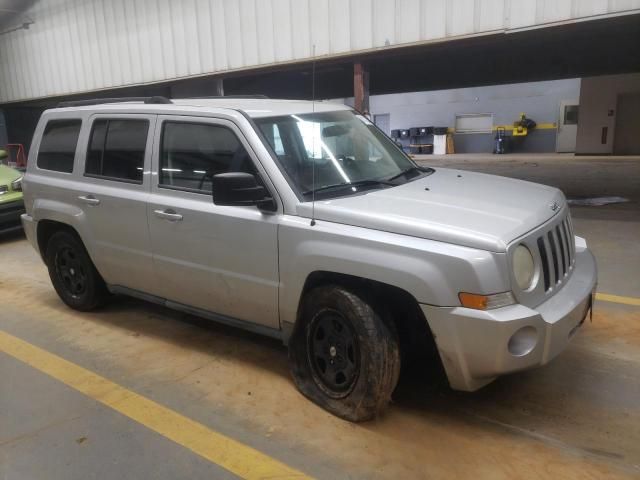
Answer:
[212, 172, 275, 211]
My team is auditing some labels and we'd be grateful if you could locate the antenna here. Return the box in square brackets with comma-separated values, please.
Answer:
[310, 44, 317, 227]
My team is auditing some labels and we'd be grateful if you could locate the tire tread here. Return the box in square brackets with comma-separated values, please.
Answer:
[289, 284, 400, 422]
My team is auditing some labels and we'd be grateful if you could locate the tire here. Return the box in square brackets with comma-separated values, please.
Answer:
[45, 230, 109, 311]
[289, 284, 401, 422]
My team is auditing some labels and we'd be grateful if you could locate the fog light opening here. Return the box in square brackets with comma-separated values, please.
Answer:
[508, 326, 538, 357]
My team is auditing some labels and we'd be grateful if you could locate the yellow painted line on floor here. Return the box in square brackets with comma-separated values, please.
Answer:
[596, 293, 640, 307]
[0, 330, 310, 480]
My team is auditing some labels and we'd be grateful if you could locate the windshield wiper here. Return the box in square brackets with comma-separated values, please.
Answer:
[385, 165, 429, 182]
[302, 179, 393, 196]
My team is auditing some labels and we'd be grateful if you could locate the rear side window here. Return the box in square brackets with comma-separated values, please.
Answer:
[37, 119, 82, 173]
[159, 122, 257, 194]
[85, 119, 149, 183]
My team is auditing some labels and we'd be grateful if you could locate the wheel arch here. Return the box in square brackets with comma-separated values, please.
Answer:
[31, 197, 93, 259]
[287, 271, 441, 372]
[37, 219, 110, 311]
[37, 219, 86, 261]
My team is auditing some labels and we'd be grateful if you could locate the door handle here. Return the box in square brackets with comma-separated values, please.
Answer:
[153, 209, 183, 222]
[78, 195, 100, 206]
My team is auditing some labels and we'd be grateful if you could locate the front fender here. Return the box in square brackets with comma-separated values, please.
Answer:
[278, 216, 511, 332]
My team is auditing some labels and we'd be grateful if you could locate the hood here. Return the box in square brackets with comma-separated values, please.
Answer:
[0, 164, 22, 184]
[296, 168, 564, 252]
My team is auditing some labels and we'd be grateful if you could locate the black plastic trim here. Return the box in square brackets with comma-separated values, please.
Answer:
[83, 173, 143, 185]
[108, 285, 283, 340]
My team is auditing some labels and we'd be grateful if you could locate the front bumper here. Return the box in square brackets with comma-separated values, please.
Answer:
[0, 199, 25, 233]
[422, 244, 597, 391]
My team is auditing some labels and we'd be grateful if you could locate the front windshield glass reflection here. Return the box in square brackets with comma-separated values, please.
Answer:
[255, 110, 420, 200]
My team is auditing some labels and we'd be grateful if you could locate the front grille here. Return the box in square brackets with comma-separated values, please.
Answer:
[536, 213, 575, 292]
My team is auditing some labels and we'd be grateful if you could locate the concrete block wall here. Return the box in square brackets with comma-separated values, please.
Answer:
[333, 78, 581, 153]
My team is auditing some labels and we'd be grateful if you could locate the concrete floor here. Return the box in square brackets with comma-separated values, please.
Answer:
[1, 155, 639, 479]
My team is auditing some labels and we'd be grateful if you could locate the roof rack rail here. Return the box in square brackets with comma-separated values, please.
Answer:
[222, 94, 269, 99]
[186, 94, 269, 99]
[57, 96, 172, 108]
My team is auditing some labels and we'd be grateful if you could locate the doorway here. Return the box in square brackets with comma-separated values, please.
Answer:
[614, 93, 640, 155]
[556, 100, 579, 153]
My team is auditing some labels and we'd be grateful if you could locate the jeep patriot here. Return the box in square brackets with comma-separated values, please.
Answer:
[21, 97, 597, 421]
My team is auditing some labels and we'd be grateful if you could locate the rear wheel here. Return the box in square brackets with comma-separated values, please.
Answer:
[45, 231, 109, 311]
[289, 285, 400, 422]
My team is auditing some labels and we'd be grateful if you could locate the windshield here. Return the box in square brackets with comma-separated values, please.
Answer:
[254, 110, 428, 200]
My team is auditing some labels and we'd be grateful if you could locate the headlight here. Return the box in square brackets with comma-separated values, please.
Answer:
[513, 244, 535, 290]
[11, 176, 22, 192]
[0, 185, 7, 195]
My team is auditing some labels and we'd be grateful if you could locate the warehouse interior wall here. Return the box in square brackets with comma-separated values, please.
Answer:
[614, 92, 640, 155]
[334, 78, 581, 153]
[2, 108, 42, 152]
[576, 73, 640, 155]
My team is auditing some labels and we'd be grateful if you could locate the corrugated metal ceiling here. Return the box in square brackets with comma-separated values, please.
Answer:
[0, 0, 639, 103]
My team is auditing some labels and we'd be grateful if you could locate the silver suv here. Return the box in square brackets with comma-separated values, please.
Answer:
[21, 97, 596, 421]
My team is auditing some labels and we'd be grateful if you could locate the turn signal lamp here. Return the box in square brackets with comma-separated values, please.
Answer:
[459, 292, 515, 310]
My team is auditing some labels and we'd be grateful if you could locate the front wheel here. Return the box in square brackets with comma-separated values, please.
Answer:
[45, 231, 109, 311]
[289, 285, 400, 422]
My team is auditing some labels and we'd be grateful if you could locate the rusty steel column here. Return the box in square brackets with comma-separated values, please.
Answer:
[353, 61, 370, 114]
[212, 78, 224, 96]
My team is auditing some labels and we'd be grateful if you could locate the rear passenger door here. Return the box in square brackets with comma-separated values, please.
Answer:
[77, 114, 157, 293]
[147, 115, 280, 329]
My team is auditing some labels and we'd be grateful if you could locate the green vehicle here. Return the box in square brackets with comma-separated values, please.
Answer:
[0, 149, 25, 234]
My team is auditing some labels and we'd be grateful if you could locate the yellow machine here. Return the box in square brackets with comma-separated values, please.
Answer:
[512, 112, 536, 137]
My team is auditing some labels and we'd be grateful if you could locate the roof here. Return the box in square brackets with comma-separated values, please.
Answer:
[172, 98, 352, 118]
[48, 98, 352, 119]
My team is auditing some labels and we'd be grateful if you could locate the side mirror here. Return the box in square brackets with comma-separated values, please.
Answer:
[0, 149, 7, 160]
[212, 172, 276, 212]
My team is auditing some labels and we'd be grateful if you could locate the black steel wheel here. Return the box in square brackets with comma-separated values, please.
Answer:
[45, 230, 109, 311]
[54, 246, 88, 299]
[289, 284, 401, 422]
[307, 309, 360, 397]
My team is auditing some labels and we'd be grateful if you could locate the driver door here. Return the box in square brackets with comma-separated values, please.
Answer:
[147, 115, 280, 329]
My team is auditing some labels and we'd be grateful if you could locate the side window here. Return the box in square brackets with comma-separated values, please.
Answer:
[37, 119, 82, 173]
[160, 122, 257, 194]
[85, 119, 149, 183]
